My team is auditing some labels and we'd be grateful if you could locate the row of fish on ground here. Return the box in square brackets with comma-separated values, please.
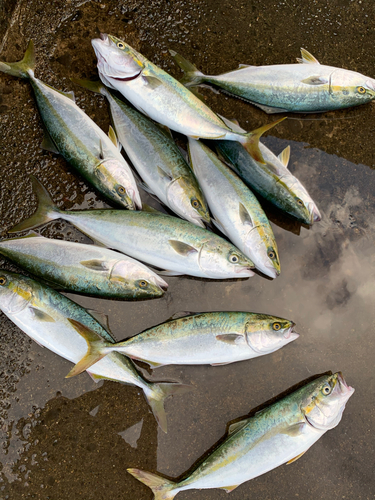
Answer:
[0, 33, 366, 497]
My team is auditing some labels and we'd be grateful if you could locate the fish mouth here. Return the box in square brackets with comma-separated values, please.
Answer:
[337, 372, 355, 396]
[308, 202, 322, 223]
[283, 323, 299, 341]
[235, 266, 255, 277]
[263, 261, 280, 279]
[365, 79, 375, 93]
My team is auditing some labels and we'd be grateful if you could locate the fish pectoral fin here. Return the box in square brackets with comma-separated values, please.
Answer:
[29, 307, 56, 322]
[108, 125, 122, 151]
[283, 422, 306, 437]
[287, 451, 307, 464]
[169, 240, 199, 256]
[297, 48, 320, 65]
[301, 76, 328, 85]
[219, 485, 240, 493]
[216, 333, 243, 345]
[80, 259, 109, 271]
[227, 418, 250, 435]
[157, 166, 173, 181]
[278, 145, 291, 168]
[41, 129, 60, 154]
[239, 203, 253, 227]
[142, 74, 163, 89]
[65, 319, 110, 377]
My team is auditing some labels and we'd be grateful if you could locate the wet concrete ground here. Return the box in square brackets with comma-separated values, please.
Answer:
[0, 0, 374, 498]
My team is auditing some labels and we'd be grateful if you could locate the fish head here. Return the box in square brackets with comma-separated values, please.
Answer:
[91, 33, 144, 80]
[110, 259, 167, 297]
[284, 178, 321, 225]
[244, 227, 280, 278]
[95, 159, 142, 210]
[198, 239, 254, 278]
[300, 372, 354, 431]
[0, 271, 33, 315]
[330, 68, 375, 105]
[166, 176, 210, 228]
[245, 315, 298, 354]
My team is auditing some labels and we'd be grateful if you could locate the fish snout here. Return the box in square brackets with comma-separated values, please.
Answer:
[284, 323, 299, 341]
[308, 202, 322, 223]
[365, 79, 375, 93]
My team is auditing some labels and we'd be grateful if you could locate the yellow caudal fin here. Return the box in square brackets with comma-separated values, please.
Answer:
[0, 40, 35, 79]
[127, 468, 177, 500]
[241, 117, 287, 164]
[65, 319, 111, 377]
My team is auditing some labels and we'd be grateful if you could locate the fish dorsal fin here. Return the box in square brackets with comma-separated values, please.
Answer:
[41, 128, 60, 154]
[157, 166, 173, 181]
[228, 418, 250, 435]
[238, 64, 252, 69]
[216, 333, 243, 345]
[86, 309, 111, 333]
[239, 203, 253, 226]
[169, 240, 198, 256]
[278, 145, 290, 168]
[297, 48, 320, 65]
[108, 125, 121, 150]
[301, 76, 328, 86]
[170, 311, 198, 320]
[287, 450, 306, 464]
[80, 259, 109, 271]
[29, 307, 56, 322]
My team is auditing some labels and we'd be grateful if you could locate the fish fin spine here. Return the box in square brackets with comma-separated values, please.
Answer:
[169, 49, 205, 87]
[127, 468, 177, 499]
[297, 48, 320, 65]
[0, 40, 35, 78]
[240, 117, 286, 164]
[8, 176, 61, 233]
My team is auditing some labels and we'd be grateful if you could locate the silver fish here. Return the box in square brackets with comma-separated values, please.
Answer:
[127, 372, 354, 498]
[0, 271, 188, 432]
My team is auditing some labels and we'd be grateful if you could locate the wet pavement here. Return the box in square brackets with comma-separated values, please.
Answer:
[0, 0, 374, 498]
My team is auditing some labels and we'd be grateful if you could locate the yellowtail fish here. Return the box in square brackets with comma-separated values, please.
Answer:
[171, 48, 375, 114]
[91, 33, 285, 164]
[127, 372, 354, 498]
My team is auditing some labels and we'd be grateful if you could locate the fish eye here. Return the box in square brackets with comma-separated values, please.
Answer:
[117, 185, 126, 195]
[191, 199, 200, 209]
[322, 384, 332, 395]
[139, 280, 148, 288]
[272, 322, 281, 331]
[296, 198, 304, 207]
[268, 250, 276, 260]
[117, 42, 125, 49]
[229, 254, 239, 263]
[0, 276, 7, 286]
[357, 86, 366, 94]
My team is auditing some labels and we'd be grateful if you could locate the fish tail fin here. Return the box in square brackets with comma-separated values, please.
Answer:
[241, 117, 287, 164]
[8, 176, 61, 233]
[0, 40, 35, 78]
[169, 49, 205, 87]
[127, 468, 177, 500]
[71, 77, 107, 96]
[145, 382, 192, 434]
[64, 319, 112, 378]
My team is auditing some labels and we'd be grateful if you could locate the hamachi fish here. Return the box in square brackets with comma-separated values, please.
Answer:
[0, 271, 188, 432]
[91, 33, 285, 164]
[9, 176, 255, 280]
[171, 48, 375, 114]
[127, 372, 354, 498]
[0, 233, 167, 298]
[0, 41, 141, 209]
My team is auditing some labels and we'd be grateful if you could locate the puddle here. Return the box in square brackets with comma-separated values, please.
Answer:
[1, 0, 375, 499]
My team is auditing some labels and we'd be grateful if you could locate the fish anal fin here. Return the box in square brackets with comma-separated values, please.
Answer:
[169, 240, 198, 256]
[250, 101, 289, 114]
[278, 145, 291, 168]
[29, 307, 56, 322]
[41, 129, 60, 154]
[287, 451, 306, 464]
[216, 333, 243, 345]
[239, 203, 253, 226]
[297, 48, 320, 65]
[228, 418, 250, 435]
[220, 485, 240, 493]
[301, 76, 328, 85]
